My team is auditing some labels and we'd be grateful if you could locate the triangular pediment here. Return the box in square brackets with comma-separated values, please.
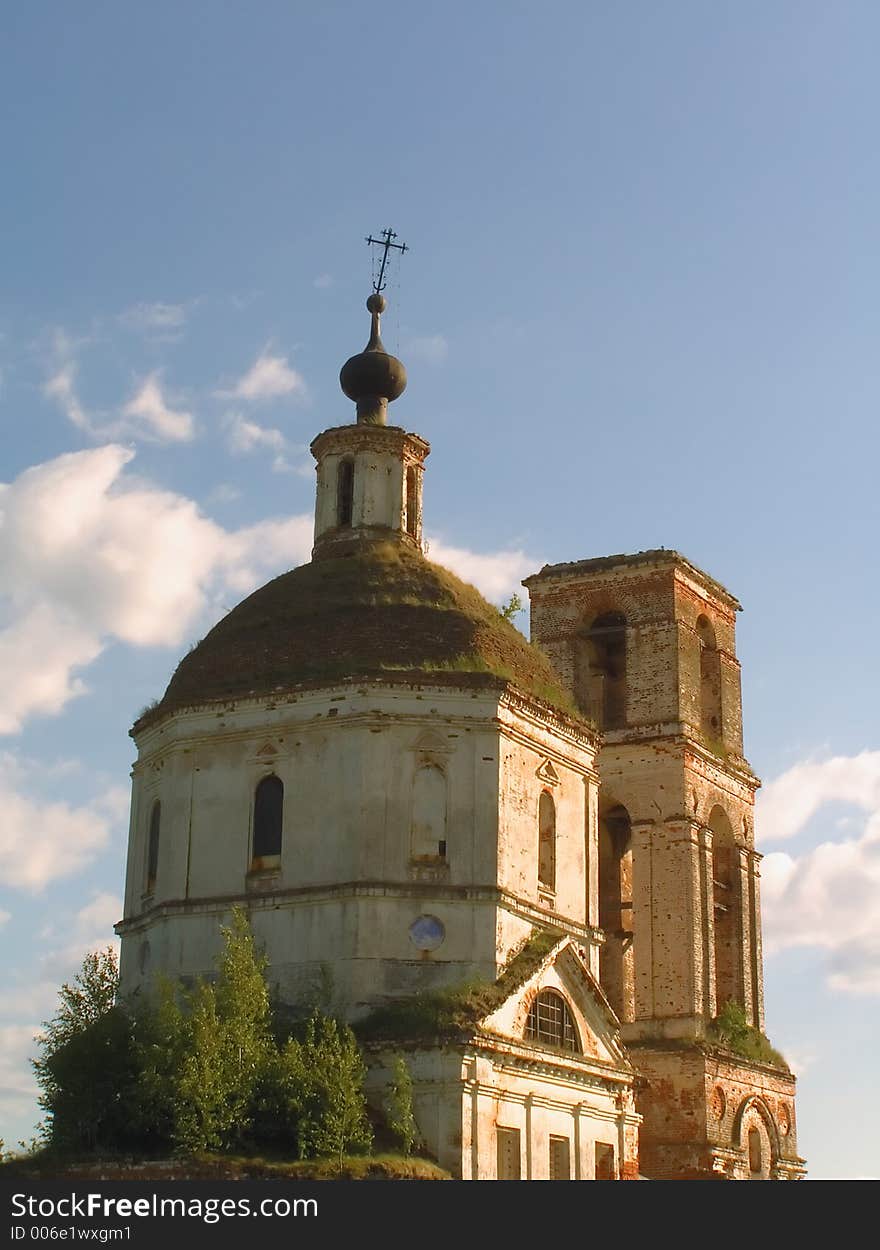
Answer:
[256, 741, 278, 758]
[479, 936, 629, 1068]
[536, 758, 560, 786]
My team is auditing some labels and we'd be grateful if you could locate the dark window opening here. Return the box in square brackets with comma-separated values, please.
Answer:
[748, 1127, 762, 1174]
[599, 802, 634, 1022]
[525, 990, 580, 1052]
[697, 615, 722, 738]
[710, 805, 744, 1011]
[438, 839, 447, 859]
[497, 1128, 521, 1180]
[253, 774, 284, 860]
[146, 800, 160, 894]
[337, 459, 354, 528]
[405, 465, 418, 538]
[575, 612, 627, 729]
[549, 1136, 571, 1180]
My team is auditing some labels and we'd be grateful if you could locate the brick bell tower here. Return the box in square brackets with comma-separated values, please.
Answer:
[524, 550, 805, 1180]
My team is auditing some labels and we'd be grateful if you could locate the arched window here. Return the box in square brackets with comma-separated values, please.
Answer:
[710, 805, 743, 1010]
[337, 459, 354, 528]
[145, 799, 161, 894]
[253, 775, 284, 860]
[525, 990, 580, 1052]
[599, 802, 634, 1021]
[411, 764, 447, 860]
[405, 465, 418, 538]
[538, 791, 556, 893]
[575, 612, 627, 728]
[697, 615, 722, 737]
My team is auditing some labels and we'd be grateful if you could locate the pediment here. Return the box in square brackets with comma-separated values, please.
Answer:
[411, 730, 451, 755]
[536, 758, 560, 786]
[479, 936, 629, 1068]
[255, 741, 278, 758]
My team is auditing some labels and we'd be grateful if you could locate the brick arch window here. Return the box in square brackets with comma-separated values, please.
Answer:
[538, 790, 556, 892]
[697, 614, 722, 737]
[575, 611, 627, 728]
[525, 990, 581, 1052]
[337, 458, 354, 528]
[710, 804, 744, 1010]
[145, 799, 161, 894]
[253, 775, 284, 860]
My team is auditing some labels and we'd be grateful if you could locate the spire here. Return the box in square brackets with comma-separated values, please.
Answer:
[339, 228, 409, 425]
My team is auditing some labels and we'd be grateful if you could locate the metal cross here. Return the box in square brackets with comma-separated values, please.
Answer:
[365, 227, 408, 293]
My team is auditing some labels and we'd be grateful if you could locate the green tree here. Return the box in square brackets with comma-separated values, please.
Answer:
[384, 1055, 417, 1156]
[499, 592, 524, 622]
[288, 1014, 373, 1165]
[130, 976, 189, 1149]
[33, 948, 139, 1151]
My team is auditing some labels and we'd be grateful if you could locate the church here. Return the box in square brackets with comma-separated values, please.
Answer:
[116, 273, 805, 1181]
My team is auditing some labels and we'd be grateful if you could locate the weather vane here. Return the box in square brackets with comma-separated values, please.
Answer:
[366, 227, 408, 294]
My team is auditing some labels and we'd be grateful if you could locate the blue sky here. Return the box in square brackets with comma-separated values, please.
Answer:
[1, 2, 878, 1178]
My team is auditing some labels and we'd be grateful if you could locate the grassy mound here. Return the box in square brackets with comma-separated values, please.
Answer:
[136, 543, 578, 730]
[706, 1002, 789, 1069]
[1, 1149, 449, 1181]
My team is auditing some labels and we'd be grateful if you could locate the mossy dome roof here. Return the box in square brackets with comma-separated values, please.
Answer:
[137, 543, 578, 731]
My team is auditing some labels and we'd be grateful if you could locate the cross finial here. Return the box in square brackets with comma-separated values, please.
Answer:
[366, 226, 408, 294]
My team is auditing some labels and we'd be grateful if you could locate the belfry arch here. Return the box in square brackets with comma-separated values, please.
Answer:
[697, 615, 722, 738]
[598, 799, 634, 1022]
[574, 611, 627, 729]
[710, 805, 744, 1012]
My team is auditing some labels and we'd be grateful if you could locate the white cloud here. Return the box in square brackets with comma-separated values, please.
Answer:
[0, 910, 10, 928]
[0, 1024, 40, 1121]
[119, 301, 187, 333]
[759, 750, 880, 994]
[219, 350, 306, 402]
[758, 750, 880, 844]
[0, 446, 313, 733]
[427, 537, 537, 602]
[404, 333, 449, 365]
[0, 754, 119, 891]
[44, 357, 194, 444]
[224, 412, 287, 455]
[121, 373, 194, 442]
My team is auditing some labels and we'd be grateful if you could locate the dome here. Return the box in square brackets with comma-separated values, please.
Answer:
[136, 544, 579, 730]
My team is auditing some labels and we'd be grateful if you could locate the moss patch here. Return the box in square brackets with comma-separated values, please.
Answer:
[706, 1002, 789, 1070]
[136, 544, 580, 732]
[356, 927, 562, 1043]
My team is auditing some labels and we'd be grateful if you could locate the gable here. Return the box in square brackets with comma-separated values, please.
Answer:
[479, 938, 629, 1067]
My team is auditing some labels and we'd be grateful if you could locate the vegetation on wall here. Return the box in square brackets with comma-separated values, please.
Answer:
[707, 1002, 789, 1070]
[356, 927, 562, 1042]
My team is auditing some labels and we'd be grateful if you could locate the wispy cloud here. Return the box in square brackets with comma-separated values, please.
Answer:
[121, 373, 194, 442]
[313, 274, 334, 290]
[223, 412, 286, 455]
[118, 301, 188, 336]
[218, 350, 306, 403]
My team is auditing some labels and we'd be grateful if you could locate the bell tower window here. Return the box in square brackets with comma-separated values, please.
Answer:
[575, 611, 627, 728]
[405, 465, 418, 538]
[697, 614, 722, 738]
[538, 790, 556, 893]
[145, 799, 160, 895]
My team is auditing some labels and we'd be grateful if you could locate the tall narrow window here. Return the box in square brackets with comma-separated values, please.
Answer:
[405, 465, 418, 538]
[337, 459, 354, 528]
[253, 775, 283, 860]
[411, 764, 447, 860]
[549, 1136, 571, 1180]
[145, 800, 161, 894]
[538, 790, 556, 892]
[496, 1128, 521, 1180]
[575, 612, 627, 728]
[748, 1127, 762, 1175]
[697, 614, 722, 737]
[595, 1143, 616, 1180]
[599, 802, 634, 1022]
[711, 805, 743, 1010]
